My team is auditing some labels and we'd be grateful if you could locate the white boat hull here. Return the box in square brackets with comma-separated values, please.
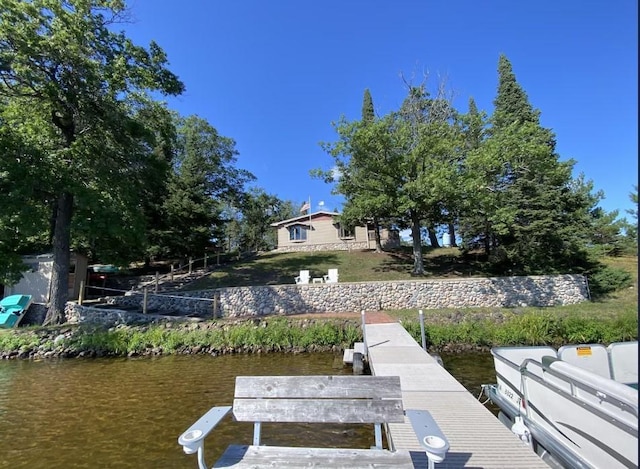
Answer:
[486, 342, 638, 469]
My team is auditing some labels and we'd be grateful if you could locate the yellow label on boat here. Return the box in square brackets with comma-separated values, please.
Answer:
[577, 346, 592, 356]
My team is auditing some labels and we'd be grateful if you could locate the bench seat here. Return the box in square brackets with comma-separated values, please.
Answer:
[179, 375, 448, 469]
[213, 444, 416, 468]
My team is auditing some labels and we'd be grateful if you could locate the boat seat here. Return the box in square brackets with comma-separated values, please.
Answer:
[558, 344, 610, 379]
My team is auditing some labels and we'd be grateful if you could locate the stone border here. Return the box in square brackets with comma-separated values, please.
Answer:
[67, 274, 589, 324]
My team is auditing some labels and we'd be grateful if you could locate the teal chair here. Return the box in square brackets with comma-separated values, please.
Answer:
[0, 312, 20, 328]
[0, 295, 32, 329]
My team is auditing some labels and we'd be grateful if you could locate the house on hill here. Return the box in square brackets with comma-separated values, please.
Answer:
[270, 211, 400, 252]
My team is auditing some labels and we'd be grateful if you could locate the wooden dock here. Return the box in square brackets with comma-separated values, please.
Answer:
[364, 322, 549, 468]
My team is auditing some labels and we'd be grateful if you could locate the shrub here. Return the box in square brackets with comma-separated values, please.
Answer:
[588, 266, 632, 297]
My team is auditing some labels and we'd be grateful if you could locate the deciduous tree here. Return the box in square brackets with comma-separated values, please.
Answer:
[0, 0, 184, 323]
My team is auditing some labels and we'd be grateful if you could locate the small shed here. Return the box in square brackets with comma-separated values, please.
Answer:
[3, 253, 89, 302]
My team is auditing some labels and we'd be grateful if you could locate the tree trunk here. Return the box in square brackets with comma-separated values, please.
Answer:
[448, 223, 458, 248]
[410, 211, 424, 275]
[373, 217, 383, 253]
[427, 226, 440, 248]
[484, 219, 491, 256]
[45, 191, 74, 325]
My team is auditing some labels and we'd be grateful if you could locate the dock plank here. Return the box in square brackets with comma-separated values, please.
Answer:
[364, 322, 549, 468]
[214, 444, 417, 468]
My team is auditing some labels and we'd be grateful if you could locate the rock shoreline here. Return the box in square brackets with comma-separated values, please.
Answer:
[0, 316, 493, 360]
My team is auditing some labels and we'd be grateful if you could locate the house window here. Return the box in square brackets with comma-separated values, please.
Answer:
[289, 225, 307, 241]
[338, 224, 354, 239]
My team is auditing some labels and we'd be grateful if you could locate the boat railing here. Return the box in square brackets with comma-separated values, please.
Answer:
[520, 356, 638, 424]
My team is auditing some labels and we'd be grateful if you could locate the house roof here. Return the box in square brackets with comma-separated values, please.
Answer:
[270, 210, 340, 227]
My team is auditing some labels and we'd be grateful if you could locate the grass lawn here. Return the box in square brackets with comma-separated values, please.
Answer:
[184, 246, 492, 290]
[386, 255, 638, 324]
[184, 249, 636, 333]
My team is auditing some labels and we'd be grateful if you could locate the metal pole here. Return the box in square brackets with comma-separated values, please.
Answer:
[361, 310, 367, 359]
[204, 253, 208, 270]
[155, 271, 159, 293]
[143, 287, 148, 314]
[189, 257, 193, 274]
[170, 264, 174, 281]
[419, 309, 427, 351]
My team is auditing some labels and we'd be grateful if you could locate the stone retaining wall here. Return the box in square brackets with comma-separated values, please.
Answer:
[69, 274, 589, 324]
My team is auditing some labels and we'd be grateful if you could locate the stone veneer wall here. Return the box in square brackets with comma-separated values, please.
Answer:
[276, 238, 400, 253]
[276, 241, 370, 252]
[67, 274, 589, 324]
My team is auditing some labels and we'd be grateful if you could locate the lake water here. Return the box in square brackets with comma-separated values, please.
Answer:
[0, 351, 497, 468]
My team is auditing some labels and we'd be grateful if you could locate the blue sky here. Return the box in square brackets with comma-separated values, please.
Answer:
[124, 0, 637, 217]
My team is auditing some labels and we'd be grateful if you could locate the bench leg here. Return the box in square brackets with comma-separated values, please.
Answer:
[374, 423, 383, 449]
[253, 422, 262, 446]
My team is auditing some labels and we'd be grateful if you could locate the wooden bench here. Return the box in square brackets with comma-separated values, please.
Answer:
[178, 375, 449, 468]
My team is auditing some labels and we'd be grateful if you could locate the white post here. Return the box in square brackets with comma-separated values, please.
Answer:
[361, 310, 367, 359]
[419, 309, 427, 351]
[78, 280, 85, 305]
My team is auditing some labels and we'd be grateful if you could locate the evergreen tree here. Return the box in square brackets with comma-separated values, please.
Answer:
[620, 185, 638, 254]
[362, 88, 375, 124]
[162, 116, 254, 260]
[357, 88, 385, 252]
[492, 54, 539, 131]
[465, 55, 599, 273]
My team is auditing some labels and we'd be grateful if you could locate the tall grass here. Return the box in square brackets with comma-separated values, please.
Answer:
[401, 309, 637, 348]
[0, 318, 363, 356]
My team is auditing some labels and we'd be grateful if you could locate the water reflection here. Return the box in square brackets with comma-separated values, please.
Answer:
[441, 351, 500, 415]
[0, 352, 497, 468]
[0, 354, 362, 468]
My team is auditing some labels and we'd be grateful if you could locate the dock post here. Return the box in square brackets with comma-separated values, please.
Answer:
[155, 271, 159, 293]
[189, 257, 193, 274]
[78, 280, 85, 305]
[213, 293, 219, 319]
[419, 309, 427, 351]
[361, 310, 368, 359]
[170, 264, 174, 281]
[143, 287, 148, 314]
[353, 352, 364, 374]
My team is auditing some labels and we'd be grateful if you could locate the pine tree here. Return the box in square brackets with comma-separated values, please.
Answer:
[458, 97, 491, 253]
[471, 55, 597, 273]
[358, 88, 385, 252]
[362, 89, 375, 124]
[492, 54, 539, 131]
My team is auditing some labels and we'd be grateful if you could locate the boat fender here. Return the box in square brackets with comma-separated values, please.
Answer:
[511, 416, 531, 445]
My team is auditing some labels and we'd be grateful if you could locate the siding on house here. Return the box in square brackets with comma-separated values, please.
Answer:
[271, 211, 399, 252]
